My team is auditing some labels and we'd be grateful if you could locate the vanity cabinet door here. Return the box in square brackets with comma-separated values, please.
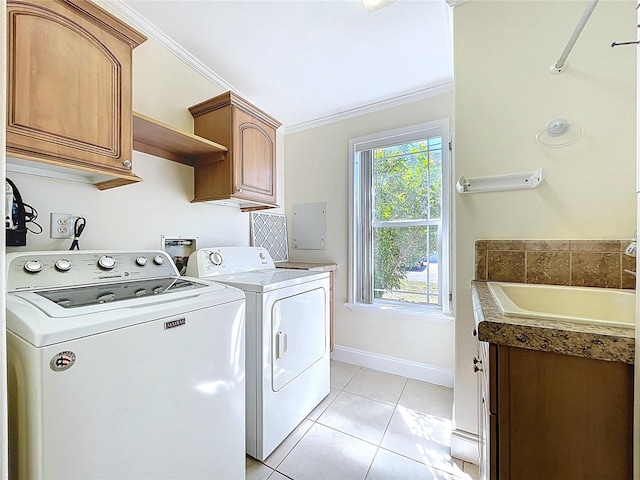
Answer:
[6, 0, 145, 188]
[495, 345, 633, 480]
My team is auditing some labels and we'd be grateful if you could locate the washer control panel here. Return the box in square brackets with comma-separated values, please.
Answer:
[6, 250, 179, 292]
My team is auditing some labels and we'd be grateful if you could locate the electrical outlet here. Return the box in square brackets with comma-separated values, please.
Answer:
[50, 213, 74, 239]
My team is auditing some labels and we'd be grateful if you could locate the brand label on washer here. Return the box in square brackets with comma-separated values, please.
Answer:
[164, 318, 186, 330]
[50, 351, 76, 372]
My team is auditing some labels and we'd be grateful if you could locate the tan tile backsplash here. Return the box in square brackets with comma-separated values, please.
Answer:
[475, 240, 636, 289]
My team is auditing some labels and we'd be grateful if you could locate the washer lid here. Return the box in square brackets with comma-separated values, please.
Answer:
[208, 268, 329, 292]
[6, 278, 244, 346]
[28, 277, 208, 310]
[9, 276, 229, 318]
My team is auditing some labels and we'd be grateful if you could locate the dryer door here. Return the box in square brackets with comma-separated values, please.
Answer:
[271, 286, 327, 392]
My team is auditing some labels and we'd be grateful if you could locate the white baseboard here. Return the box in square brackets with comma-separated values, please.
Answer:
[451, 429, 479, 464]
[330, 345, 454, 388]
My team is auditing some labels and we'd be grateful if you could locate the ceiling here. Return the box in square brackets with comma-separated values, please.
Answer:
[117, 0, 454, 130]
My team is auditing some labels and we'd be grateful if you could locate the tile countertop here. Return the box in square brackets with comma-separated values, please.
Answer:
[471, 281, 635, 364]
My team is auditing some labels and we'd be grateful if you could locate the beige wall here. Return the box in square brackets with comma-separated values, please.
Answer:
[453, 0, 636, 438]
[284, 92, 455, 372]
[132, 39, 222, 132]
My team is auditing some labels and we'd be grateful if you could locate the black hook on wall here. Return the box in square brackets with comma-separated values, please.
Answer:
[611, 40, 640, 47]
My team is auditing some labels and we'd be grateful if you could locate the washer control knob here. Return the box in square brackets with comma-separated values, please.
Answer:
[24, 260, 43, 273]
[97, 255, 116, 270]
[259, 252, 266, 260]
[153, 255, 165, 265]
[209, 252, 223, 266]
[153, 286, 165, 294]
[55, 259, 72, 272]
[136, 256, 148, 266]
[97, 293, 115, 303]
[135, 289, 147, 297]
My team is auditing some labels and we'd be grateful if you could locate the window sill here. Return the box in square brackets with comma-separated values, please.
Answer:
[344, 301, 454, 323]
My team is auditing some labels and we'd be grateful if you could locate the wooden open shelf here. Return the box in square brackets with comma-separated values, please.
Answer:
[132, 111, 227, 166]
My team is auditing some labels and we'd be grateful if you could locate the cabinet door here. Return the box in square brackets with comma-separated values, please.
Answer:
[232, 108, 276, 203]
[501, 346, 633, 480]
[7, 0, 138, 178]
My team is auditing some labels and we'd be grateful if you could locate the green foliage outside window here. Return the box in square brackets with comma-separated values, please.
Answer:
[372, 138, 442, 303]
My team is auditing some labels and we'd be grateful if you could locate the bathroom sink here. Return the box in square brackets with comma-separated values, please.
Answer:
[487, 282, 635, 329]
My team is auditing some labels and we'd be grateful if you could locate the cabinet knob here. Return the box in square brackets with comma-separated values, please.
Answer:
[122, 160, 132, 169]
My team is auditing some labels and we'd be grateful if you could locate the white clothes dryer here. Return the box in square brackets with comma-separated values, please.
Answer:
[6, 250, 246, 480]
[187, 246, 330, 460]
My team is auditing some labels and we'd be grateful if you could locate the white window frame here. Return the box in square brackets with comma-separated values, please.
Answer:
[347, 119, 452, 317]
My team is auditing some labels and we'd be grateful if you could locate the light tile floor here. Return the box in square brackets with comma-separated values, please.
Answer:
[246, 360, 480, 480]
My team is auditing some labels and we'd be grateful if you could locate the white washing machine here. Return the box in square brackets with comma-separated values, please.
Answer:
[186, 246, 330, 460]
[6, 250, 246, 480]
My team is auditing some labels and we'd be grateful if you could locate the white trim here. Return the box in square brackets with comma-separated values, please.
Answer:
[449, 127, 456, 315]
[95, 0, 237, 96]
[344, 302, 453, 323]
[445, 0, 471, 7]
[95, 1, 453, 133]
[348, 119, 452, 314]
[287, 83, 454, 134]
[451, 429, 480, 465]
[331, 345, 454, 388]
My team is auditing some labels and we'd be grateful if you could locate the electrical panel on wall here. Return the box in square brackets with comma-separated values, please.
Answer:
[292, 202, 326, 250]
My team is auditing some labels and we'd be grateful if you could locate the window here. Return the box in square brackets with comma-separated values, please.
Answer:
[348, 119, 451, 316]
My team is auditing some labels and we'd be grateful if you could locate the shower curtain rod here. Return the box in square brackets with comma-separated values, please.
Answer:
[550, 0, 599, 74]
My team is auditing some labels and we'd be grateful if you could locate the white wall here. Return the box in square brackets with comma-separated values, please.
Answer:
[453, 0, 636, 446]
[284, 92, 455, 377]
[6, 37, 285, 255]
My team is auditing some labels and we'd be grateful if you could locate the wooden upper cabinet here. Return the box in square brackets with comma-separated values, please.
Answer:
[189, 92, 281, 211]
[6, 0, 146, 189]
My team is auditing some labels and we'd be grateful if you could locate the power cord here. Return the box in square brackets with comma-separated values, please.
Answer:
[69, 216, 86, 250]
[23, 202, 43, 235]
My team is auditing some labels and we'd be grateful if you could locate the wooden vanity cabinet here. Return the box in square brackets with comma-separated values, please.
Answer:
[6, 0, 146, 189]
[189, 92, 281, 210]
[478, 342, 633, 480]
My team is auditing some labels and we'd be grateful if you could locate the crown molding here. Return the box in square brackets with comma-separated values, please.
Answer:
[94, 0, 237, 95]
[284, 82, 454, 134]
[95, 0, 453, 134]
[445, 0, 471, 7]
